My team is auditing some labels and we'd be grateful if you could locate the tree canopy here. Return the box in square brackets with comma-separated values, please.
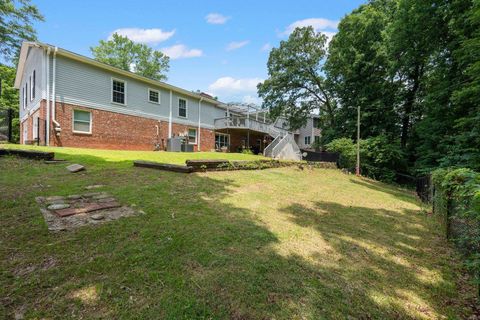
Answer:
[91, 33, 170, 81]
[260, 0, 480, 175]
[0, 0, 44, 64]
[257, 26, 334, 130]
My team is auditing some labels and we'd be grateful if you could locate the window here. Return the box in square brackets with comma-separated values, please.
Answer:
[112, 79, 126, 104]
[215, 133, 230, 149]
[188, 128, 197, 144]
[314, 136, 321, 143]
[24, 83, 28, 108]
[304, 136, 311, 145]
[29, 75, 33, 101]
[148, 89, 160, 104]
[179, 98, 187, 118]
[73, 110, 92, 134]
[32, 70, 36, 100]
[22, 87, 25, 109]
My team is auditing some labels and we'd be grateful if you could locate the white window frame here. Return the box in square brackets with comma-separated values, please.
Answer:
[72, 109, 92, 134]
[215, 132, 230, 149]
[304, 136, 311, 145]
[22, 87, 26, 110]
[148, 88, 161, 104]
[178, 98, 188, 118]
[111, 77, 127, 105]
[188, 128, 197, 145]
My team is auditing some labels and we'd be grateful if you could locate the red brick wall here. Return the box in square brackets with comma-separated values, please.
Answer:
[20, 100, 47, 145]
[43, 101, 215, 151]
[228, 131, 266, 153]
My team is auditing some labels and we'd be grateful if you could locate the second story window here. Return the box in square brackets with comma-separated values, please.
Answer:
[112, 79, 126, 105]
[32, 70, 36, 100]
[29, 75, 33, 101]
[179, 98, 187, 118]
[148, 89, 160, 104]
[24, 83, 28, 108]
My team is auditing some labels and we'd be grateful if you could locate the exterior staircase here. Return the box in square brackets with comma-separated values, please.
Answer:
[213, 116, 301, 161]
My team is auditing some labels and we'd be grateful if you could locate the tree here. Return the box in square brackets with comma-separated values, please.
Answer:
[0, 64, 20, 141]
[91, 33, 170, 81]
[0, 0, 44, 63]
[325, 0, 399, 141]
[257, 26, 334, 130]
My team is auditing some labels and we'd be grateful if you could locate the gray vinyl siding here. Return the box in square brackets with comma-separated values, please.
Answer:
[53, 55, 224, 128]
[19, 47, 44, 120]
[297, 118, 321, 148]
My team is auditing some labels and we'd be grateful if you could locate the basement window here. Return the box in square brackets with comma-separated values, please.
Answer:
[188, 128, 197, 144]
[112, 78, 126, 105]
[73, 110, 92, 134]
[148, 89, 160, 104]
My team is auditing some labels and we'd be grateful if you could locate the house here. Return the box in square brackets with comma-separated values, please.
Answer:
[14, 42, 310, 160]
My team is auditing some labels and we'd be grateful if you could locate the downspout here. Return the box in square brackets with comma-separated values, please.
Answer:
[168, 90, 172, 138]
[198, 98, 203, 151]
[52, 47, 60, 129]
[46, 47, 51, 146]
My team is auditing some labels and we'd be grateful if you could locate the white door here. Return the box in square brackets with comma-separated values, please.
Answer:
[33, 117, 38, 142]
[23, 122, 28, 144]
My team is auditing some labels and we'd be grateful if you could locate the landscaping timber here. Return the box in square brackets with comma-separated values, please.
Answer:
[134, 160, 193, 173]
[0, 148, 55, 160]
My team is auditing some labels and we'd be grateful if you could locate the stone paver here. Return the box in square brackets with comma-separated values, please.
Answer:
[37, 192, 139, 231]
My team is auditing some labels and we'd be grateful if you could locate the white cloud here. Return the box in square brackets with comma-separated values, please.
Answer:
[226, 40, 249, 51]
[205, 13, 230, 24]
[261, 43, 272, 52]
[110, 28, 175, 44]
[208, 77, 263, 93]
[161, 44, 203, 60]
[282, 18, 339, 35]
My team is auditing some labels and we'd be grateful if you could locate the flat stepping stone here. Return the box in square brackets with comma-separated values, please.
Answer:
[47, 203, 71, 210]
[85, 185, 104, 190]
[55, 201, 121, 217]
[98, 197, 117, 203]
[66, 164, 85, 173]
[46, 196, 65, 202]
[90, 214, 105, 220]
[67, 195, 82, 200]
[92, 194, 111, 200]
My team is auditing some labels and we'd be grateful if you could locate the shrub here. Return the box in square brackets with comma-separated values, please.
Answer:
[432, 168, 480, 291]
[325, 138, 356, 169]
[326, 136, 406, 182]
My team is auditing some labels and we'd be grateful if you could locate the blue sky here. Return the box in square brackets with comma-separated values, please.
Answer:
[33, 0, 365, 103]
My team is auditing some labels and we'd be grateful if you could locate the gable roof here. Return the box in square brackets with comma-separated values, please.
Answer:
[14, 41, 224, 107]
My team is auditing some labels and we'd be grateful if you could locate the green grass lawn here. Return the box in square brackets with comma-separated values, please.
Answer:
[0, 149, 477, 319]
[0, 143, 266, 166]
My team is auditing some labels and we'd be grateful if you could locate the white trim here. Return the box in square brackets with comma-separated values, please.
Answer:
[72, 109, 92, 134]
[147, 88, 161, 104]
[111, 77, 127, 106]
[178, 97, 188, 118]
[188, 127, 197, 145]
[198, 98, 202, 150]
[32, 70, 36, 100]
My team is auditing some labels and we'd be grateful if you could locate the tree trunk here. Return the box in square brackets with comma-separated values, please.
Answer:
[401, 66, 421, 148]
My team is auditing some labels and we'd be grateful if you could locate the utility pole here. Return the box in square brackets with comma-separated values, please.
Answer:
[356, 105, 361, 176]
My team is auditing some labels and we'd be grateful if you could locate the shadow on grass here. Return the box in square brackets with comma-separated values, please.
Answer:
[349, 177, 419, 204]
[0, 156, 472, 319]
